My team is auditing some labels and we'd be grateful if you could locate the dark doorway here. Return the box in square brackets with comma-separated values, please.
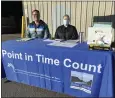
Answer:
[1, 1, 23, 34]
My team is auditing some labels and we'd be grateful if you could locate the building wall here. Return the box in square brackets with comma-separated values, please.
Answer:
[23, 1, 115, 40]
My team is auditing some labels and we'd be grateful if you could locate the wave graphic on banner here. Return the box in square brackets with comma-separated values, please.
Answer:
[7, 63, 61, 82]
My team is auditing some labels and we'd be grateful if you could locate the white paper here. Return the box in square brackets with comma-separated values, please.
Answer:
[43, 39, 55, 42]
[65, 40, 79, 43]
[48, 41, 78, 48]
[16, 38, 34, 41]
[55, 39, 63, 41]
[44, 39, 79, 43]
[43, 39, 61, 43]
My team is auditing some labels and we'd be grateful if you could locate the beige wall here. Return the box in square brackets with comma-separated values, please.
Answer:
[23, 1, 115, 40]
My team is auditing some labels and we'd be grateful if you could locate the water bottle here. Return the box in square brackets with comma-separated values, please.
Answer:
[79, 32, 84, 43]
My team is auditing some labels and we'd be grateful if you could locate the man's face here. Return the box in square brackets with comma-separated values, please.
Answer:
[32, 11, 40, 21]
[63, 16, 69, 21]
[63, 16, 70, 26]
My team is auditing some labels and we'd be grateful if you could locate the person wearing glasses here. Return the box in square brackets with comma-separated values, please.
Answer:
[26, 10, 50, 39]
[55, 14, 78, 40]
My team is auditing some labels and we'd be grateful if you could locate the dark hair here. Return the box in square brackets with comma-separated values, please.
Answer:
[63, 14, 70, 19]
[32, 9, 40, 15]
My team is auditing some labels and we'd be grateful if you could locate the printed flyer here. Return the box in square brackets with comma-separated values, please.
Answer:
[87, 27, 112, 47]
[70, 71, 93, 94]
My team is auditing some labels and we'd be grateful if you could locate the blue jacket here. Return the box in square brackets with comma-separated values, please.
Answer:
[26, 20, 50, 39]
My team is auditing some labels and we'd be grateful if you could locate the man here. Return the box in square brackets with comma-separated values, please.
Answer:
[26, 10, 50, 39]
[55, 15, 78, 40]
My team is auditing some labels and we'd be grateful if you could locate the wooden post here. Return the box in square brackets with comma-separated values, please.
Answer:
[21, 16, 25, 38]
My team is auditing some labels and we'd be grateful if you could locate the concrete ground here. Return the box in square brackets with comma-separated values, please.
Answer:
[1, 33, 21, 42]
[1, 33, 73, 97]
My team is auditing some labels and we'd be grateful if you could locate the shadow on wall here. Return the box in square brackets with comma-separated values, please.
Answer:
[93, 15, 115, 29]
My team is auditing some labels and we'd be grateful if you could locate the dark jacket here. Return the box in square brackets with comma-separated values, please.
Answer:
[26, 20, 50, 39]
[55, 25, 78, 40]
